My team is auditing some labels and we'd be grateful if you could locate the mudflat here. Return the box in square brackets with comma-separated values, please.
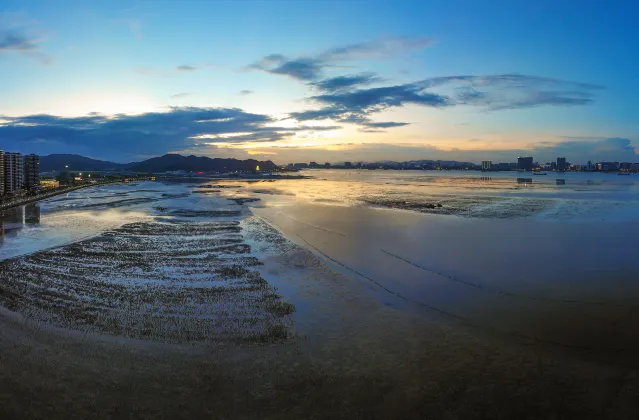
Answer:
[2, 176, 639, 419]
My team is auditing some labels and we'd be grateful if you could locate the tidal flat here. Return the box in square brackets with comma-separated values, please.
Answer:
[2, 172, 639, 419]
[0, 219, 294, 344]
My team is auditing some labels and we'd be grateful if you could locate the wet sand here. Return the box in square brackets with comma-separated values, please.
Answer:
[1, 234, 638, 419]
[2, 176, 639, 418]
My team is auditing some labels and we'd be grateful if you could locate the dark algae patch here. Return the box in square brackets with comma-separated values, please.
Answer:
[0, 219, 295, 344]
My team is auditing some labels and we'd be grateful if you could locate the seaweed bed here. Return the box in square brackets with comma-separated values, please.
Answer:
[249, 189, 295, 196]
[0, 219, 295, 344]
[192, 190, 222, 194]
[228, 197, 261, 205]
[361, 194, 554, 219]
[169, 210, 242, 218]
[190, 184, 242, 189]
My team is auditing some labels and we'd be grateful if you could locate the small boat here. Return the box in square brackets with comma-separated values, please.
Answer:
[618, 172, 631, 175]
[533, 172, 547, 175]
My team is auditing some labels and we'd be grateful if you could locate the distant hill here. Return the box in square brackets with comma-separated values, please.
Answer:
[40, 154, 125, 172]
[126, 154, 278, 173]
[39, 153, 278, 173]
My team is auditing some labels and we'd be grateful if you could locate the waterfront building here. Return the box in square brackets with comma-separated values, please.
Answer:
[587, 161, 593, 171]
[481, 161, 492, 171]
[0, 149, 4, 196]
[557, 157, 567, 171]
[24, 154, 41, 189]
[344, 162, 353, 169]
[40, 179, 60, 189]
[517, 156, 534, 171]
[4, 152, 23, 194]
[324, 162, 331, 168]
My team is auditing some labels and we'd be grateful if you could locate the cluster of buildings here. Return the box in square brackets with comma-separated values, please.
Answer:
[482, 157, 639, 172]
[287, 160, 477, 171]
[0, 151, 41, 197]
[287, 162, 332, 170]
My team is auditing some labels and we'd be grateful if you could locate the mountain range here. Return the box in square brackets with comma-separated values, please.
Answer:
[39, 154, 278, 173]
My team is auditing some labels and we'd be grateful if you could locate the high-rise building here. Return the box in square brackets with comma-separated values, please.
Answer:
[517, 156, 533, 171]
[557, 157, 567, 171]
[4, 152, 24, 194]
[0, 149, 4, 196]
[481, 161, 492, 171]
[344, 161, 353, 169]
[24, 154, 41, 189]
[587, 160, 593, 171]
[324, 162, 331, 168]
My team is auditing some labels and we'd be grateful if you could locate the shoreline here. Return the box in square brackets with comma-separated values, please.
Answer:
[0, 180, 144, 212]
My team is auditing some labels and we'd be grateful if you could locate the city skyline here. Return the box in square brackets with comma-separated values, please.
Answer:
[1, 1, 638, 164]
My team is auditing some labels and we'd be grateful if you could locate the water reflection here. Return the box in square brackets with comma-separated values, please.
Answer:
[0, 204, 41, 243]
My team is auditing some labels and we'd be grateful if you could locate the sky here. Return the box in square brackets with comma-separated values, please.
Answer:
[1, 0, 638, 164]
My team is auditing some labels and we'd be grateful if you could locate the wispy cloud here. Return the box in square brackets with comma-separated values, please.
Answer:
[423, 74, 604, 110]
[249, 37, 601, 134]
[247, 36, 434, 81]
[170, 92, 191, 99]
[239, 90, 254, 95]
[176, 65, 196, 72]
[290, 73, 602, 131]
[0, 26, 51, 64]
[0, 32, 39, 51]
[318, 36, 435, 61]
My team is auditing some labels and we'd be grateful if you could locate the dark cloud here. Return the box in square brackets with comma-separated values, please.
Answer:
[248, 55, 324, 81]
[0, 32, 39, 51]
[176, 65, 196, 72]
[289, 108, 347, 122]
[290, 83, 448, 130]
[0, 107, 339, 162]
[356, 121, 411, 133]
[239, 90, 254, 95]
[247, 36, 434, 81]
[361, 121, 410, 129]
[0, 29, 50, 63]
[310, 73, 381, 92]
[312, 84, 449, 111]
[290, 73, 601, 131]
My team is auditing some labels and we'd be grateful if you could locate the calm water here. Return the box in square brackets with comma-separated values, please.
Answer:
[2, 170, 639, 259]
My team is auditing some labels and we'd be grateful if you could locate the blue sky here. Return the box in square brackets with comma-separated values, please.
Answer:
[1, 0, 638, 163]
